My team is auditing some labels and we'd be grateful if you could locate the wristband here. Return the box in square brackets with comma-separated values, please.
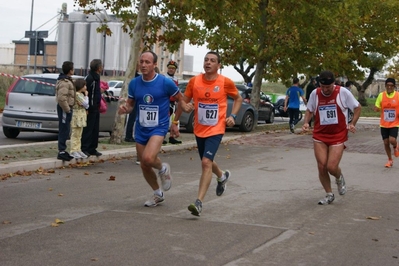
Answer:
[172, 120, 179, 125]
[230, 114, 237, 120]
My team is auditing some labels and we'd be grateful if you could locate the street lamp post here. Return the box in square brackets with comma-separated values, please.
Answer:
[26, 0, 34, 74]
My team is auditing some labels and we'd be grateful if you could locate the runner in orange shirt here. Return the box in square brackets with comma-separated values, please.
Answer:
[374, 78, 399, 168]
[171, 51, 243, 216]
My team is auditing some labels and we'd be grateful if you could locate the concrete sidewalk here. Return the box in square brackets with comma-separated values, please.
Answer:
[0, 123, 398, 265]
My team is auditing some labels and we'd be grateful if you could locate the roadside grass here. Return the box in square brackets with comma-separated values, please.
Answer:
[0, 67, 22, 110]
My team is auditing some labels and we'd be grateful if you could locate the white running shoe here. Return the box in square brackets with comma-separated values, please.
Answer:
[158, 163, 172, 191]
[144, 193, 165, 207]
[318, 193, 335, 205]
[336, 175, 347, 195]
[78, 151, 88, 159]
[71, 151, 82, 159]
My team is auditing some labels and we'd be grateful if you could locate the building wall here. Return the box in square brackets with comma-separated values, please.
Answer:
[13, 41, 57, 72]
[0, 43, 16, 65]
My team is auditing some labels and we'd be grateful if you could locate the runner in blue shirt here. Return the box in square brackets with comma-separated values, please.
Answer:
[119, 51, 190, 207]
[284, 77, 307, 133]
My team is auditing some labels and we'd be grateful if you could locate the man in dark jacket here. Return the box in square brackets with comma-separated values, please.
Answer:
[81, 59, 103, 157]
[56, 61, 76, 161]
[305, 78, 317, 127]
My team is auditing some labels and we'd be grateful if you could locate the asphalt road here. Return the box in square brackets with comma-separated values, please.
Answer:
[0, 122, 397, 265]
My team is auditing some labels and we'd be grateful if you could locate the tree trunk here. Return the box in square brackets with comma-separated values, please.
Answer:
[353, 67, 378, 107]
[248, 0, 269, 129]
[109, 0, 151, 144]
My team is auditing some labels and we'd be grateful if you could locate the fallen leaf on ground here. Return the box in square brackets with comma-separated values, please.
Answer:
[109, 176, 116, 181]
[48, 188, 53, 191]
[2, 220, 11, 224]
[58, 193, 63, 197]
[51, 223, 59, 227]
[366, 216, 381, 220]
[55, 218, 64, 224]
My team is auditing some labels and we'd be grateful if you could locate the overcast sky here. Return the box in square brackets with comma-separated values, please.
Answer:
[0, 0, 243, 81]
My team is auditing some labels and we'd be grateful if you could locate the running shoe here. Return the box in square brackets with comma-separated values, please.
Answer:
[216, 170, 230, 196]
[336, 175, 347, 195]
[78, 151, 88, 159]
[71, 151, 82, 159]
[144, 193, 165, 207]
[385, 160, 393, 168]
[158, 163, 172, 191]
[318, 193, 335, 205]
[290, 124, 295, 133]
[188, 199, 202, 216]
[395, 146, 399, 157]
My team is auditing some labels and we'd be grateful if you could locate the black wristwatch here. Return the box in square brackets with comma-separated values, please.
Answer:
[230, 114, 237, 120]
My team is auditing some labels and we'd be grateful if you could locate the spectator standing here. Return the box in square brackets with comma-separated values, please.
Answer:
[70, 79, 89, 159]
[118, 51, 189, 207]
[55, 61, 75, 161]
[302, 70, 361, 205]
[305, 78, 317, 128]
[345, 81, 352, 91]
[171, 51, 243, 216]
[374, 78, 399, 168]
[81, 59, 103, 157]
[165, 60, 182, 145]
[284, 77, 307, 133]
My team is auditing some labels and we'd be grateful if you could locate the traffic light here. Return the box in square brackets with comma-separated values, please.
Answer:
[29, 38, 45, 55]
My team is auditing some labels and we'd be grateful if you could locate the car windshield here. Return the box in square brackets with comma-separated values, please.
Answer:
[11, 78, 56, 96]
[108, 81, 119, 87]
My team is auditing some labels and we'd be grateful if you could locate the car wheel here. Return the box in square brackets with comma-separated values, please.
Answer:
[239, 111, 254, 132]
[266, 110, 275, 124]
[185, 113, 195, 133]
[3, 127, 20, 138]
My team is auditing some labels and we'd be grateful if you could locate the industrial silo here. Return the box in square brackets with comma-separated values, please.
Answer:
[86, 12, 106, 22]
[104, 22, 123, 75]
[56, 21, 74, 69]
[88, 22, 105, 63]
[72, 22, 90, 74]
[68, 11, 87, 22]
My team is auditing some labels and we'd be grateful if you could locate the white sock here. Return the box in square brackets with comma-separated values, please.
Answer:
[218, 172, 226, 182]
[154, 189, 163, 197]
[159, 165, 166, 174]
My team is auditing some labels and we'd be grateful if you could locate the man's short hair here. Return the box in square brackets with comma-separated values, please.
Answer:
[90, 59, 102, 72]
[206, 51, 221, 63]
[293, 77, 299, 84]
[141, 51, 158, 63]
[61, 61, 74, 75]
[345, 81, 352, 87]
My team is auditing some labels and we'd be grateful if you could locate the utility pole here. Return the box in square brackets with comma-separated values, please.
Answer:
[26, 0, 34, 74]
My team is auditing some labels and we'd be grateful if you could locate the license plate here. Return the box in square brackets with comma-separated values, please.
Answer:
[16, 121, 42, 129]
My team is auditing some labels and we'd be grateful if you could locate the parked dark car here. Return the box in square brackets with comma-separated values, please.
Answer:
[241, 87, 274, 124]
[2, 74, 118, 138]
[177, 81, 258, 133]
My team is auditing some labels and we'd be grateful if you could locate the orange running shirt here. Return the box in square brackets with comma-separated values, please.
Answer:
[375, 91, 399, 128]
[185, 74, 238, 138]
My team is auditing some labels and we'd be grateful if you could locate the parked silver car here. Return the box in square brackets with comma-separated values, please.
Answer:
[2, 74, 118, 138]
[177, 81, 258, 133]
[107, 80, 123, 96]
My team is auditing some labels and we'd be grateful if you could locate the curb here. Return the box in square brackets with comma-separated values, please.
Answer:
[0, 135, 245, 176]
